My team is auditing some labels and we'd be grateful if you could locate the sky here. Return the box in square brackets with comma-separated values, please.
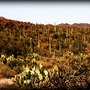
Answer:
[0, 2, 90, 25]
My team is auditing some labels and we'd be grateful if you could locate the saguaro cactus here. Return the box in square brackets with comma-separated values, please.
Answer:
[59, 41, 62, 54]
[82, 34, 86, 44]
[49, 37, 52, 54]
[34, 23, 38, 35]
[71, 27, 73, 35]
[37, 32, 40, 48]
[54, 22, 56, 33]
[74, 34, 76, 41]
[40, 43, 42, 55]
[30, 38, 33, 53]
[43, 25, 47, 35]
[66, 28, 69, 42]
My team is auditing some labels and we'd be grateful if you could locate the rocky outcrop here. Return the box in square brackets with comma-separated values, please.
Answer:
[0, 78, 19, 90]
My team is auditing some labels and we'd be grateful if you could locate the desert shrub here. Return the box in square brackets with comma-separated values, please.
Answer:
[60, 33, 67, 39]
[12, 54, 90, 90]
[0, 65, 16, 78]
[7, 59, 23, 68]
[52, 33, 59, 39]
[0, 24, 4, 31]
[86, 56, 90, 61]
[71, 40, 87, 54]
[0, 50, 90, 89]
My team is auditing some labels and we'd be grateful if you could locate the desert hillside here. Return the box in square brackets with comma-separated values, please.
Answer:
[0, 16, 90, 90]
[0, 16, 90, 58]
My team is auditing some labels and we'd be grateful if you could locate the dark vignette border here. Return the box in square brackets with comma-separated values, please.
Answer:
[0, 0, 90, 2]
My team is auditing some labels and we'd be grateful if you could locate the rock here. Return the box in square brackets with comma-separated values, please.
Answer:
[0, 78, 20, 90]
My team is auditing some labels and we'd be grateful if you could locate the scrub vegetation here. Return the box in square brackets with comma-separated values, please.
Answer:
[0, 16, 90, 90]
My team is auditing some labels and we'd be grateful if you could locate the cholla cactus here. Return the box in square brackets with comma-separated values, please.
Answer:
[31, 58, 37, 65]
[35, 68, 40, 75]
[1, 54, 6, 58]
[38, 73, 43, 81]
[44, 70, 48, 76]
[11, 50, 90, 90]
[79, 53, 83, 60]
[43, 70, 49, 81]
[1, 54, 7, 64]
[30, 70, 35, 76]
[31, 66, 36, 72]
[39, 63, 43, 70]
[7, 54, 15, 61]
[33, 53, 40, 58]
[24, 65, 30, 73]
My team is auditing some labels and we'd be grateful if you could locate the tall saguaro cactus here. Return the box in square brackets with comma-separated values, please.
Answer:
[49, 37, 52, 55]
[66, 28, 69, 42]
[46, 25, 50, 44]
[73, 34, 76, 41]
[54, 22, 56, 33]
[71, 27, 73, 35]
[43, 25, 47, 35]
[34, 23, 38, 36]
[30, 38, 33, 53]
[59, 41, 62, 54]
[82, 34, 86, 44]
[40, 42, 42, 55]
[37, 32, 40, 48]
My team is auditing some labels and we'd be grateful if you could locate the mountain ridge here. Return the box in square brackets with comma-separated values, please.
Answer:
[0, 16, 90, 27]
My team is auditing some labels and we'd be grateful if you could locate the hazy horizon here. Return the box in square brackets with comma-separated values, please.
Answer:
[0, 2, 90, 25]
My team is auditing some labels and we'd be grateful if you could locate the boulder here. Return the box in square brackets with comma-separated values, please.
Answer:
[0, 78, 20, 90]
